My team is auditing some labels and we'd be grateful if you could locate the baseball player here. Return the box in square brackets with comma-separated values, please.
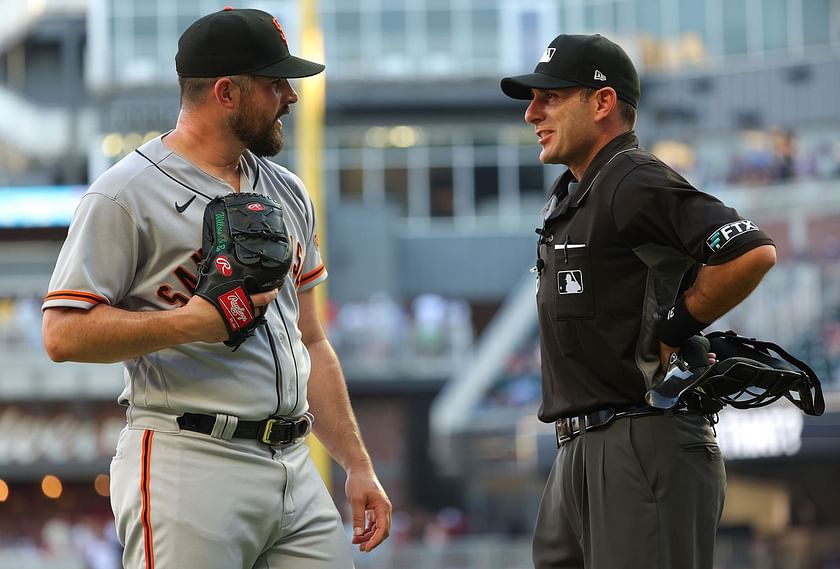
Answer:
[500, 34, 777, 568]
[42, 8, 391, 569]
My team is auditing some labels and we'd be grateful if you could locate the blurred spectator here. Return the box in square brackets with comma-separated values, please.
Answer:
[728, 130, 775, 185]
[326, 292, 473, 371]
[412, 293, 449, 356]
[367, 291, 409, 358]
[0, 294, 46, 350]
[71, 518, 121, 569]
[41, 517, 74, 559]
[651, 139, 697, 180]
[484, 338, 541, 408]
[423, 507, 468, 548]
[769, 128, 797, 182]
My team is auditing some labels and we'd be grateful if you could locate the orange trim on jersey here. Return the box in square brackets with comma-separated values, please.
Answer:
[44, 290, 107, 305]
[297, 264, 326, 287]
[140, 430, 155, 569]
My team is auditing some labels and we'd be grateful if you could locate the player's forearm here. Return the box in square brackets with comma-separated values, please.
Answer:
[306, 338, 374, 473]
[685, 244, 777, 324]
[43, 304, 196, 363]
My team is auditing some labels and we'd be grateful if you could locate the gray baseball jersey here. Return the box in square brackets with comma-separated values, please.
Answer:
[43, 135, 327, 420]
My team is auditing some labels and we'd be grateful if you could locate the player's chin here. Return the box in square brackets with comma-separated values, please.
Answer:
[249, 131, 284, 157]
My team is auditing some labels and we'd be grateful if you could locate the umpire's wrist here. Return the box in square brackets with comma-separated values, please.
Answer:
[657, 296, 710, 348]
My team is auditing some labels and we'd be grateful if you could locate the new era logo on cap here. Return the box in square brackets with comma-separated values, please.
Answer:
[539, 48, 556, 63]
[594, 69, 607, 81]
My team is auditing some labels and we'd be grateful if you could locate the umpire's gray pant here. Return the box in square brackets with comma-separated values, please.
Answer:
[533, 412, 726, 569]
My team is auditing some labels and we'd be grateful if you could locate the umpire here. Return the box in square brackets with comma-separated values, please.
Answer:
[501, 34, 777, 569]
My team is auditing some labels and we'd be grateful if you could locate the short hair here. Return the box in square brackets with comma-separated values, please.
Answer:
[580, 87, 637, 128]
[178, 77, 217, 108]
[177, 75, 255, 109]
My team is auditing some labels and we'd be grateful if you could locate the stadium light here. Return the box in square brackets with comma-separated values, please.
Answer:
[94, 474, 110, 497]
[41, 475, 63, 499]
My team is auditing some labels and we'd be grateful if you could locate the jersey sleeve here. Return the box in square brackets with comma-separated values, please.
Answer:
[43, 192, 140, 311]
[611, 163, 774, 265]
[294, 184, 327, 292]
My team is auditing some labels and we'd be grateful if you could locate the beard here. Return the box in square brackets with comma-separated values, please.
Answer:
[229, 96, 285, 157]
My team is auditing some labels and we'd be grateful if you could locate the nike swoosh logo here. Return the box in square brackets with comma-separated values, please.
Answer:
[175, 195, 196, 213]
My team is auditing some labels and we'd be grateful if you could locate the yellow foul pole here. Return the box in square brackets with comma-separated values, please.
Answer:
[296, 0, 332, 484]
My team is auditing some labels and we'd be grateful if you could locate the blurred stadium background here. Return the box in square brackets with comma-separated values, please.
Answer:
[1, 0, 840, 567]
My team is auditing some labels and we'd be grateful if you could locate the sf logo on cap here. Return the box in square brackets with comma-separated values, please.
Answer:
[272, 18, 288, 45]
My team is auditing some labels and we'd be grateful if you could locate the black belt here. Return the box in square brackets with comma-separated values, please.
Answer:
[177, 413, 311, 445]
[554, 407, 670, 447]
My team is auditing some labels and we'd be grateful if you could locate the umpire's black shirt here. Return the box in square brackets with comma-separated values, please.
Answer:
[535, 130, 774, 421]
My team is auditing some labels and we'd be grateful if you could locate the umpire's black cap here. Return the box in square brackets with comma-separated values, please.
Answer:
[501, 34, 640, 108]
[176, 7, 324, 78]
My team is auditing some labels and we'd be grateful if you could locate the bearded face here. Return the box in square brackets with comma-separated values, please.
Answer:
[228, 83, 284, 157]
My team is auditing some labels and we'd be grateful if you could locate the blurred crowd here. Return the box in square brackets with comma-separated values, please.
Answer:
[0, 505, 475, 569]
[651, 127, 840, 190]
[324, 292, 474, 369]
[0, 294, 43, 350]
[0, 514, 120, 569]
[484, 338, 541, 409]
[0, 291, 475, 369]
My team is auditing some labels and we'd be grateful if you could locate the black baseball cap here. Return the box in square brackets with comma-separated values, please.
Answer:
[501, 34, 640, 108]
[176, 7, 325, 78]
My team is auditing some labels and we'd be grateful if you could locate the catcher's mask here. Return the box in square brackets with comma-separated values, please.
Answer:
[647, 330, 824, 416]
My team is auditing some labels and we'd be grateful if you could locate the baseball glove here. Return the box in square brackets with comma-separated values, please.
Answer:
[194, 192, 292, 349]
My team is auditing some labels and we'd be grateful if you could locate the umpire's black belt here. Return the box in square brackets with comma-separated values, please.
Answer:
[177, 413, 311, 445]
[555, 407, 669, 447]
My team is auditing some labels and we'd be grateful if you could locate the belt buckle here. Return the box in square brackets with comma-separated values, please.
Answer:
[261, 419, 286, 445]
[555, 417, 578, 447]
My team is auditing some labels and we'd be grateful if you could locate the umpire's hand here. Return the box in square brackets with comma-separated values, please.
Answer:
[659, 341, 717, 372]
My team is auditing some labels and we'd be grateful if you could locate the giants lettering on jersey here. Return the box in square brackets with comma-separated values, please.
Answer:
[290, 239, 304, 282]
[157, 250, 202, 306]
[218, 286, 254, 331]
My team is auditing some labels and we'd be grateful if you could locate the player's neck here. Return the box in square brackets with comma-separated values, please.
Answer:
[164, 122, 244, 191]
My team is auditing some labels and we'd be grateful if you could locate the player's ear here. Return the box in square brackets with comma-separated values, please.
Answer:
[213, 77, 239, 109]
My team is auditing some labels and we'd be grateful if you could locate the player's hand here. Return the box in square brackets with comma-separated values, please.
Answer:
[346, 466, 392, 552]
[182, 289, 278, 343]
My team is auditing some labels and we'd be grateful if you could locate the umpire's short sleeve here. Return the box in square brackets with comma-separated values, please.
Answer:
[611, 162, 775, 265]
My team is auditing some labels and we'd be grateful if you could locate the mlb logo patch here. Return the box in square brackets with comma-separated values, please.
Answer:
[557, 270, 583, 294]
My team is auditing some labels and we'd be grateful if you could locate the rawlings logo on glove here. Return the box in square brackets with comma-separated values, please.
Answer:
[194, 192, 292, 349]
